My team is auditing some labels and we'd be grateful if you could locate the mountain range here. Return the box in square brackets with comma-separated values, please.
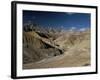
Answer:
[23, 24, 90, 69]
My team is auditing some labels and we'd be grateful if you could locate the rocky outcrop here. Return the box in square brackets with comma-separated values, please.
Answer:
[23, 31, 63, 64]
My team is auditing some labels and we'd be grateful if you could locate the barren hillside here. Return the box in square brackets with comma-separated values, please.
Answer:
[23, 27, 90, 69]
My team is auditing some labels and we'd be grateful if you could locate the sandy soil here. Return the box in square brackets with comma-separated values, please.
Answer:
[23, 30, 91, 69]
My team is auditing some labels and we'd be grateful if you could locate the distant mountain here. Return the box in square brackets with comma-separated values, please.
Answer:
[54, 29, 90, 49]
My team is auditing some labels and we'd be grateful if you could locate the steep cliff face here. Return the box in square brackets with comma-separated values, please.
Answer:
[23, 31, 63, 64]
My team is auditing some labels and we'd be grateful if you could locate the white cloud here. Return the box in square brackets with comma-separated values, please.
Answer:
[79, 28, 86, 31]
[66, 12, 75, 15]
[69, 27, 76, 31]
[70, 27, 76, 30]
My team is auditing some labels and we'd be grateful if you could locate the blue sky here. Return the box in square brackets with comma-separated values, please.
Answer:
[23, 10, 90, 30]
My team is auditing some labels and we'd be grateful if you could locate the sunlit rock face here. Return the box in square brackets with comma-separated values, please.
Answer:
[23, 31, 63, 64]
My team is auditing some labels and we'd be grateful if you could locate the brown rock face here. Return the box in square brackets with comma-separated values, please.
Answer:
[23, 29, 90, 69]
[23, 31, 63, 64]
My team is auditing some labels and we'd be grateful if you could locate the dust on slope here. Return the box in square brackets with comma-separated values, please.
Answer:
[23, 31, 63, 65]
[23, 30, 91, 69]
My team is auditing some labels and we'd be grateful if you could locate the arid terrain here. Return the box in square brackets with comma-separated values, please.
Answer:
[23, 24, 90, 69]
